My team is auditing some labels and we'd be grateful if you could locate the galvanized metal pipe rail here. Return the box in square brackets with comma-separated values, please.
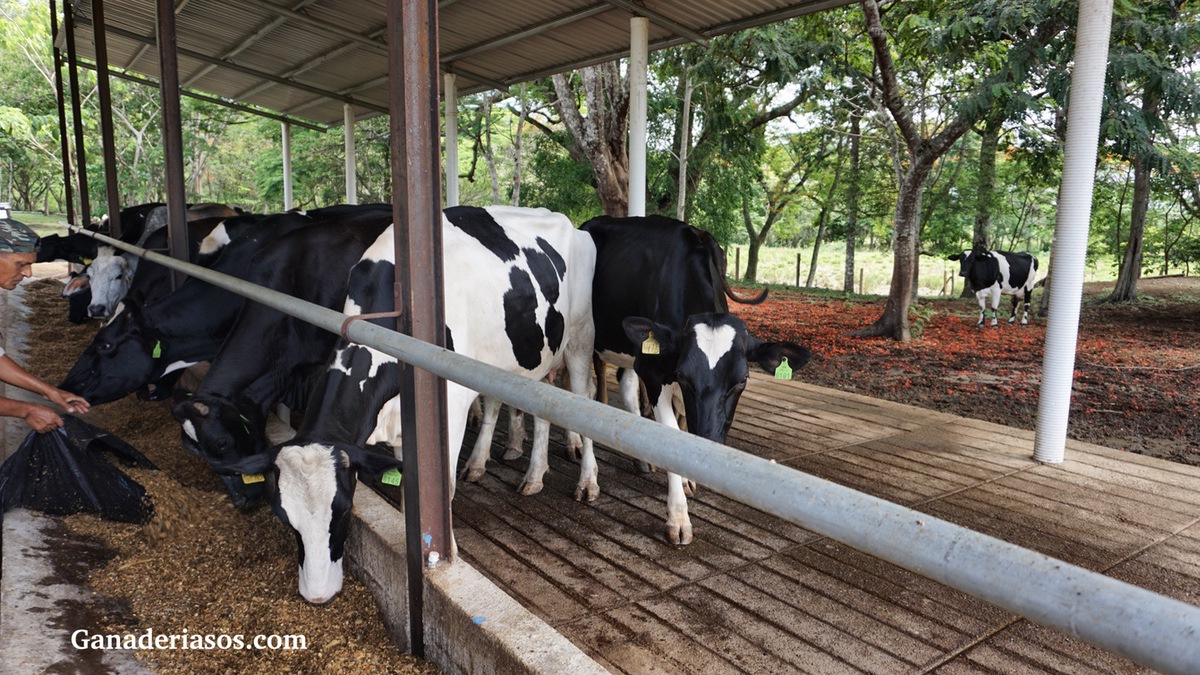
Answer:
[68, 225, 1200, 674]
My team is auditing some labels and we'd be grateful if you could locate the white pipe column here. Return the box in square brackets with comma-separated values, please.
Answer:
[444, 73, 459, 207]
[1033, 0, 1114, 463]
[281, 121, 293, 210]
[628, 17, 649, 217]
[343, 103, 357, 205]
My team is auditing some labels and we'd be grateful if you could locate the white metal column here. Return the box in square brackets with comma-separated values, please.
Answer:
[344, 103, 358, 205]
[1033, 0, 1114, 463]
[281, 121, 293, 210]
[628, 17, 649, 217]
[444, 73, 459, 207]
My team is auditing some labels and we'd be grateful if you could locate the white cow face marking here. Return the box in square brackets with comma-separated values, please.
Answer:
[691, 323, 737, 370]
[182, 419, 198, 442]
[275, 443, 344, 604]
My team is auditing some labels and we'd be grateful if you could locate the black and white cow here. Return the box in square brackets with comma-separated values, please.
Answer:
[57, 209, 336, 403]
[580, 215, 812, 545]
[949, 248, 1039, 327]
[216, 205, 596, 603]
[170, 209, 394, 507]
[86, 203, 242, 318]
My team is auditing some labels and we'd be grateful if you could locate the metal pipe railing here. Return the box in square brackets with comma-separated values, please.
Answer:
[67, 225, 1200, 674]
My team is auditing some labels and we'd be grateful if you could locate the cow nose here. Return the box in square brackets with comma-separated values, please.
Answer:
[88, 304, 108, 317]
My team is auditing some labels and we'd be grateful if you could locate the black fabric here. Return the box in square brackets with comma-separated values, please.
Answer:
[0, 415, 155, 523]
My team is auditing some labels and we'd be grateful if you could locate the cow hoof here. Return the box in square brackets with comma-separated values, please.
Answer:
[459, 465, 487, 483]
[683, 479, 699, 497]
[667, 521, 693, 546]
[518, 480, 543, 496]
[974, 322, 984, 328]
[574, 481, 600, 502]
[501, 445, 523, 461]
[638, 460, 655, 474]
[990, 322, 999, 328]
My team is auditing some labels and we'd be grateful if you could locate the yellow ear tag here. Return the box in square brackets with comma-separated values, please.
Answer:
[380, 468, 403, 486]
[241, 473, 265, 484]
[641, 331, 661, 355]
[774, 357, 793, 380]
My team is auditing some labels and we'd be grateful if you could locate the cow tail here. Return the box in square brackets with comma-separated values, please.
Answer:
[698, 228, 769, 305]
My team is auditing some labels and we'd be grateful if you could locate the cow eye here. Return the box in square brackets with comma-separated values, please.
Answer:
[99, 341, 113, 352]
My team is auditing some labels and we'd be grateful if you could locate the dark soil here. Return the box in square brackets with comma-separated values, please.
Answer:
[734, 276, 1200, 465]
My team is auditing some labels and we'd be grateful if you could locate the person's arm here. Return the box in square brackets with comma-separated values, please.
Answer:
[0, 355, 90, 414]
[0, 396, 63, 433]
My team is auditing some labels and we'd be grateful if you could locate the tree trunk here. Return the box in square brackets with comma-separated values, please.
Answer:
[851, 163, 929, 341]
[742, 197, 761, 282]
[844, 114, 861, 293]
[550, 67, 630, 216]
[677, 72, 693, 221]
[959, 119, 1000, 297]
[806, 203, 830, 288]
[1108, 151, 1151, 302]
[483, 95, 501, 205]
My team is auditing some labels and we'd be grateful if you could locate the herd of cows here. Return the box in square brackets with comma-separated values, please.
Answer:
[35, 202, 1040, 604]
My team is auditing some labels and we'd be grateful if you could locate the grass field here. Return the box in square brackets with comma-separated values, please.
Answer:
[8, 211, 72, 239]
[727, 241, 1121, 297]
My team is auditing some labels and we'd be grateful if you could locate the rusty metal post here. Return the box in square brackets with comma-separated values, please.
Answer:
[387, 0, 450, 658]
[63, 3, 90, 225]
[48, 0, 75, 225]
[155, 0, 190, 288]
[90, 0, 121, 238]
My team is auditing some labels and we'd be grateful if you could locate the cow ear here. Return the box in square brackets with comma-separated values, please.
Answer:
[63, 274, 90, 297]
[623, 317, 677, 354]
[209, 452, 272, 477]
[746, 339, 813, 375]
[338, 444, 402, 478]
[948, 253, 962, 261]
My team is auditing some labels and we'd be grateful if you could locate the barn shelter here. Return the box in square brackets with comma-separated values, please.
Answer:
[34, 0, 1200, 672]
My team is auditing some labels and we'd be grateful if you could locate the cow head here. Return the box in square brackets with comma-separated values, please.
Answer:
[86, 247, 133, 318]
[172, 395, 267, 508]
[949, 248, 989, 277]
[59, 300, 162, 403]
[623, 313, 811, 443]
[214, 443, 401, 604]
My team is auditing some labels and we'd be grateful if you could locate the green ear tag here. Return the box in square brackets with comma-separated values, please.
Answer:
[151, 341, 162, 359]
[641, 331, 661, 355]
[381, 468, 403, 486]
[774, 357, 793, 380]
[241, 473, 265, 484]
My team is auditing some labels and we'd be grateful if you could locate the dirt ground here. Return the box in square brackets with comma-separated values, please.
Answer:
[18, 279, 437, 674]
[734, 275, 1200, 465]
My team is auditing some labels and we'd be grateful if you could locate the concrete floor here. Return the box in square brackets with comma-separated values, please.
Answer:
[453, 374, 1200, 674]
[0, 268, 148, 674]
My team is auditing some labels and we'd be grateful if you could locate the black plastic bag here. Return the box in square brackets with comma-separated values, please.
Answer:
[0, 415, 156, 523]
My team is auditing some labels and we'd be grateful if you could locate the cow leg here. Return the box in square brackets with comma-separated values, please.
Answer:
[566, 344, 599, 502]
[518, 416, 551, 496]
[618, 368, 654, 474]
[988, 287, 1002, 327]
[653, 384, 692, 546]
[974, 291, 987, 327]
[460, 395, 501, 482]
[467, 396, 483, 427]
[1021, 288, 1032, 325]
[445, 383, 478, 561]
[1008, 295, 1020, 324]
[551, 369, 585, 461]
[503, 405, 526, 460]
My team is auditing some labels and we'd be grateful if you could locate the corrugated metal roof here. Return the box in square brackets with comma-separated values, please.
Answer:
[67, 0, 857, 127]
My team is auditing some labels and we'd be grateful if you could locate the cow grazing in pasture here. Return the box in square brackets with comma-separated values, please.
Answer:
[57, 209, 331, 404]
[949, 248, 1039, 327]
[215, 205, 597, 604]
[170, 209, 394, 507]
[580, 215, 812, 545]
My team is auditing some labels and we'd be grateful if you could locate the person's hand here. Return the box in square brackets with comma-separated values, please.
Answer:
[22, 403, 64, 433]
[45, 388, 90, 414]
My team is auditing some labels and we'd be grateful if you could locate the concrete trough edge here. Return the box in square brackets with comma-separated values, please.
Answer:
[347, 487, 608, 675]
